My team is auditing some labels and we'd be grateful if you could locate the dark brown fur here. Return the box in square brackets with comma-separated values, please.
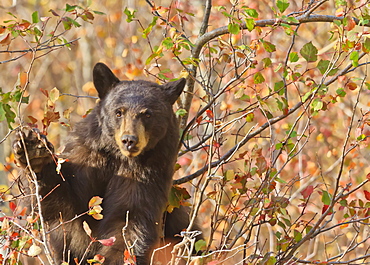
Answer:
[13, 63, 189, 265]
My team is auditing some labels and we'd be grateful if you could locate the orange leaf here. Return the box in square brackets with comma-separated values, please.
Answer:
[206, 110, 214, 119]
[0, 26, 6, 34]
[346, 82, 357, 91]
[89, 196, 103, 208]
[0, 33, 11, 46]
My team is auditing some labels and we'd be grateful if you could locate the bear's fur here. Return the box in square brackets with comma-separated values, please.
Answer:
[13, 63, 188, 265]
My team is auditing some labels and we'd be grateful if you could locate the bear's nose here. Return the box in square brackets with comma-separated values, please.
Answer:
[121, 135, 138, 151]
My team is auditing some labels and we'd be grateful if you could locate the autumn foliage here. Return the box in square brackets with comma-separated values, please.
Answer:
[1, 0, 370, 264]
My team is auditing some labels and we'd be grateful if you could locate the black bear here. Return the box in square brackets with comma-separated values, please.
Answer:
[13, 63, 187, 264]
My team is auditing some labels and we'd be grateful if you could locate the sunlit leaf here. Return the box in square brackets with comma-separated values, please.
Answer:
[228, 23, 240, 34]
[276, 0, 289, 13]
[89, 196, 103, 208]
[98, 236, 116, 246]
[83, 221, 92, 237]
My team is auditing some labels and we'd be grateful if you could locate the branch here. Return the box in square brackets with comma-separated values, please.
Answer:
[174, 100, 305, 184]
[0, 38, 79, 55]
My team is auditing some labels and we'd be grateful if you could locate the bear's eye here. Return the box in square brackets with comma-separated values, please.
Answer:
[144, 111, 151, 118]
[116, 110, 123, 118]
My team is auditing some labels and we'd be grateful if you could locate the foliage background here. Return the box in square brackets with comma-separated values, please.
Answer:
[0, 0, 370, 264]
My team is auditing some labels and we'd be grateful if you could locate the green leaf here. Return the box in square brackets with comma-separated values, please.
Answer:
[92, 10, 106, 15]
[311, 98, 323, 111]
[350, 51, 359, 67]
[228, 23, 240, 34]
[322, 190, 331, 205]
[31, 11, 39, 23]
[262, 57, 272, 68]
[336, 88, 346, 97]
[317, 59, 338, 76]
[289, 52, 299, 62]
[0, 103, 6, 122]
[253, 72, 265, 84]
[294, 230, 302, 242]
[262, 40, 276, 52]
[162, 37, 174, 49]
[274, 81, 285, 95]
[124, 7, 136, 23]
[300, 42, 318, 62]
[245, 8, 258, 18]
[276, 0, 289, 13]
[194, 240, 207, 252]
[246, 112, 254, 122]
[65, 4, 77, 12]
[245, 18, 255, 31]
[175, 109, 187, 117]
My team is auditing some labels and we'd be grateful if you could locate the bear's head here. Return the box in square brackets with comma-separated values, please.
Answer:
[93, 63, 186, 158]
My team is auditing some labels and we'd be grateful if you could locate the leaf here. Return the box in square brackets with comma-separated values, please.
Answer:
[83, 221, 92, 237]
[289, 52, 299, 62]
[27, 244, 42, 257]
[89, 196, 103, 207]
[245, 18, 255, 31]
[49, 87, 60, 103]
[98, 236, 116, 246]
[228, 23, 240, 35]
[346, 82, 357, 91]
[336, 88, 346, 97]
[124, 7, 136, 23]
[300, 42, 318, 62]
[87, 254, 105, 264]
[364, 190, 370, 201]
[262, 57, 272, 68]
[321, 190, 331, 205]
[253, 72, 265, 84]
[0, 33, 11, 46]
[65, 4, 78, 12]
[175, 109, 187, 117]
[301, 185, 314, 199]
[32, 11, 39, 23]
[276, 0, 289, 13]
[350, 51, 359, 67]
[246, 112, 254, 122]
[262, 40, 276, 52]
[311, 98, 323, 111]
[245, 8, 258, 18]
[194, 239, 207, 252]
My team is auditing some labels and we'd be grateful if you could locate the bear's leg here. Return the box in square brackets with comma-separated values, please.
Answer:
[13, 128, 54, 173]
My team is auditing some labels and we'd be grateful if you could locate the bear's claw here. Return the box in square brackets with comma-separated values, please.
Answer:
[13, 128, 54, 172]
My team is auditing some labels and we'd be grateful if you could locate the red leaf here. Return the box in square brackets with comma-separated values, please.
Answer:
[366, 172, 370, 180]
[322, 205, 333, 215]
[9, 201, 16, 212]
[364, 190, 370, 201]
[98, 236, 116, 246]
[301, 185, 314, 199]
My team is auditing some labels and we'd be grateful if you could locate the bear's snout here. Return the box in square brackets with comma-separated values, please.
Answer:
[121, 135, 138, 151]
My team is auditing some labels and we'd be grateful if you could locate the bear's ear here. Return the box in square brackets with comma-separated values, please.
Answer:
[161, 78, 186, 105]
[93, 63, 120, 99]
